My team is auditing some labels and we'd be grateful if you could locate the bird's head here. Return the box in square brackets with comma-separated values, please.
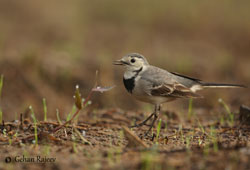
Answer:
[113, 53, 149, 71]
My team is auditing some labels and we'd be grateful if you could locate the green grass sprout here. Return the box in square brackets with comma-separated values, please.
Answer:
[188, 98, 194, 119]
[8, 134, 12, 145]
[3, 128, 6, 137]
[66, 105, 76, 122]
[56, 109, 62, 125]
[71, 132, 78, 153]
[7, 131, 18, 145]
[218, 98, 234, 126]
[198, 136, 203, 146]
[210, 126, 218, 152]
[196, 118, 205, 135]
[29, 106, 38, 145]
[218, 98, 231, 114]
[185, 136, 191, 152]
[43, 98, 47, 121]
[155, 119, 162, 144]
[178, 124, 184, 143]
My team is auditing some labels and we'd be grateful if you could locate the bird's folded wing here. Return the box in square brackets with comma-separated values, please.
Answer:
[140, 66, 202, 98]
[150, 83, 202, 98]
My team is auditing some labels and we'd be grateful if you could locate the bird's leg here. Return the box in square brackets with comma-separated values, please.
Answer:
[144, 104, 161, 136]
[130, 112, 155, 128]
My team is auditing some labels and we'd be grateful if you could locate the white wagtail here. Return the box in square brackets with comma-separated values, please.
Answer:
[114, 53, 246, 136]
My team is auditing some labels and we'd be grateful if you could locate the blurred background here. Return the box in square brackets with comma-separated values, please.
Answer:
[0, 0, 249, 120]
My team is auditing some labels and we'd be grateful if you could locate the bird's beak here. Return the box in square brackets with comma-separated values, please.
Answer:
[113, 59, 129, 66]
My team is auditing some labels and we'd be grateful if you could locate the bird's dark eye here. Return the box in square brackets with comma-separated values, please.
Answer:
[130, 58, 136, 63]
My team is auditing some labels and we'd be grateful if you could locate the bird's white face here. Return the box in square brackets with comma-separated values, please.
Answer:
[113, 53, 149, 72]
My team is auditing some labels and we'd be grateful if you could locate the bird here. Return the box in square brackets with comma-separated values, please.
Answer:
[113, 53, 246, 136]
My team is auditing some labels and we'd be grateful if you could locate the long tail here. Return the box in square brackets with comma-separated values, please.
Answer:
[201, 82, 247, 89]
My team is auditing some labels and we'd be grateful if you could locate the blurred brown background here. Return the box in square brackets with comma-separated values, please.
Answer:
[0, 0, 249, 120]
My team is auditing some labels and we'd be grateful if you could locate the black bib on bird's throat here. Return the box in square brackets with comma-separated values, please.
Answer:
[122, 67, 143, 93]
[123, 77, 135, 93]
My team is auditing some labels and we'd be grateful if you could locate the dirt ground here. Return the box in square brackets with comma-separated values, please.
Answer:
[0, 1, 250, 170]
[0, 106, 249, 170]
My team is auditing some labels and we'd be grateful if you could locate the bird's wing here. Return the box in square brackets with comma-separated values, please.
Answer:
[140, 66, 202, 98]
[150, 82, 202, 98]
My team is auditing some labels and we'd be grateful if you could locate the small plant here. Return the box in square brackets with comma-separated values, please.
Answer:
[71, 132, 78, 153]
[218, 98, 234, 126]
[185, 136, 191, 152]
[188, 98, 194, 119]
[198, 136, 203, 146]
[56, 109, 62, 125]
[155, 119, 162, 144]
[178, 124, 184, 143]
[8, 135, 12, 145]
[196, 118, 205, 135]
[52, 71, 115, 133]
[29, 106, 38, 145]
[7, 131, 18, 145]
[43, 98, 47, 121]
[66, 105, 76, 122]
[3, 128, 7, 137]
[209, 126, 218, 152]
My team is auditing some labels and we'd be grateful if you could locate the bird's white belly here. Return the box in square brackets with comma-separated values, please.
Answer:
[133, 94, 175, 105]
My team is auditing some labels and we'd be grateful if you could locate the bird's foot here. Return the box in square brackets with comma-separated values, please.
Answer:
[129, 122, 150, 128]
[129, 112, 155, 128]
[139, 131, 156, 141]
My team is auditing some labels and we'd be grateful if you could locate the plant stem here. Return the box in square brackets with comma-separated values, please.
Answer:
[29, 106, 38, 145]
[52, 89, 94, 133]
[43, 98, 47, 121]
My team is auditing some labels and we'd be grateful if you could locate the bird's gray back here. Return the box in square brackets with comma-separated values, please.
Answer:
[140, 65, 199, 88]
